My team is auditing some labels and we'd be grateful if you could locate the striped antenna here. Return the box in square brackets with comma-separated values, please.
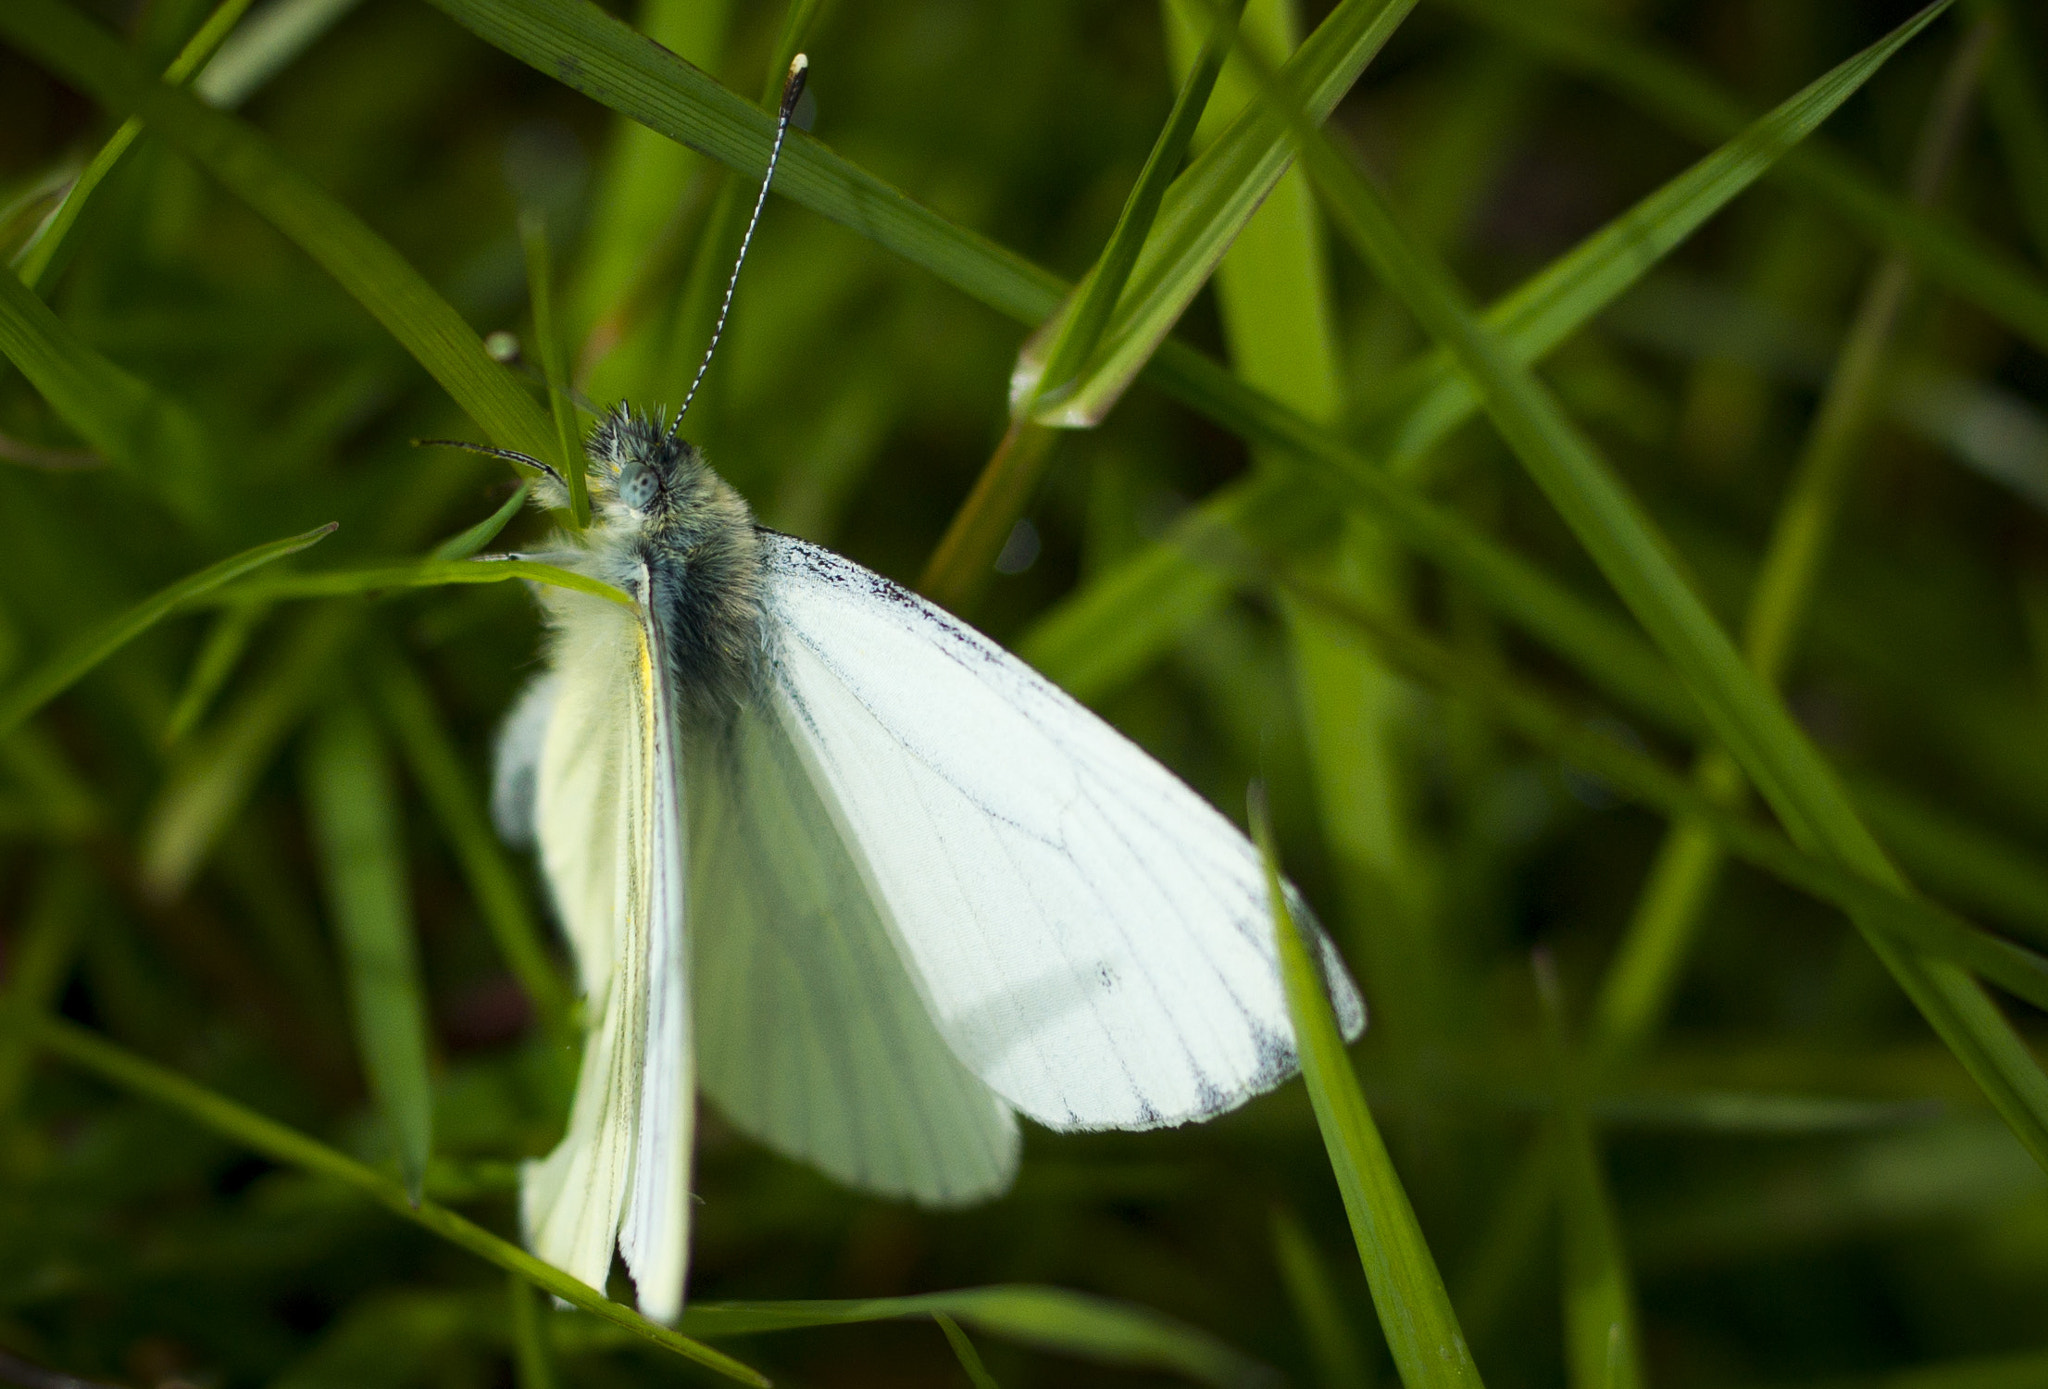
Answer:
[669, 53, 810, 438]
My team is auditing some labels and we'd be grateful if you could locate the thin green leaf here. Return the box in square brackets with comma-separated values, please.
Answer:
[1275, 553, 2048, 1021]
[509, 1274, 559, 1389]
[1018, 0, 1249, 415]
[164, 602, 267, 747]
[1020, 0, 1418, 425]
[935, 1314, 1003, 1389]
[917, 418, 1061, 612]
[1447, 0, 2048, 358]
[430, 483, 532, 562]
[681, 1287, 1274, 1389]
[1533, 958, 1644, 1389]
[0, 0, 558, 462]
[1970, 0, 2048, 263]
[0, 523, 335, 743]
[0, 856, 88, 1122]
[1269, 1206, 1372, 1389]
[141, 606, 362, 899]
[14, 0, 262, 290]
[9, 1015, 766, 1387]
[303, 697, 434, 1203]
[0, 251, 217, 525]
[374, 653, 569, 1035]
[520, 213, 589, 527]
[1022, 0, 1963, 704]
[191, 0, 366, 108]
[211, 559, 630, 609]
[1278, 42, 2048, 1166]
[1249, 785, 1485, 1387]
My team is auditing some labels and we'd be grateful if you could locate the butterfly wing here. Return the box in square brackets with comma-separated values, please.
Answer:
[689, 702, 1020, 1206]
[516, 583, 693, 1324]
[756, 535, 1365, 1133]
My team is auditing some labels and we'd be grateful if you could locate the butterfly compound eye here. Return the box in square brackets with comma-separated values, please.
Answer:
[618, 464, 659, 512]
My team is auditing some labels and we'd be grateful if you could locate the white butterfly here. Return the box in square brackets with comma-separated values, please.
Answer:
[476, 55, 1365, 1326]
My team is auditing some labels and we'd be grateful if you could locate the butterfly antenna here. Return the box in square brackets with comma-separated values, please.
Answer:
[669, 53, 810, 438]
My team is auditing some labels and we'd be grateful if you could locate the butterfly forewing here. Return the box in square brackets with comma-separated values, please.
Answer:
[756, 535, 1366, 1133]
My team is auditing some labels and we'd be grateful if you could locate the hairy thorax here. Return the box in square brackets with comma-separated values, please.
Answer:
[560, 406, 770, 728]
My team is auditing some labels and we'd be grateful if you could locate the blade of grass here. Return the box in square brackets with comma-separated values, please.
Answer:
[924, 0, 1249, 607]
[1242, 570, 2048, 1017]
[1968, 0, 2048, 263]
[13, 0, 261, 290]
[191, 0, 365, 108]
[1533, 956, 1644, 1389]
[5, 1013, 766, 1386]
[0, 249, 217, 525]
[0, 0, 558, 463]
[1590, 15, 1994, 1067]
[1023, 0, 1963, 710]
[303, 697, 434, 1203]
[1027, 0, 1418, 427]
[1445, 0, 2048, 358]
[1249, 785, 1484, 1387]
[935, 1314, 1003, 1389]
[0, 855, 88, 1122]
[374, 652, 569, 1036]
[519, 214, 589, 527]
[142, 606, 364, 898]
[430, 483, 532, 563]
[1270, 1205, 1373, 1389]
[1016, 0, 1249, 415]
[509, 1273, 559, 1389]
[680, 1288, 1274, 1389]
[207, 559, 631, 609]
[1274, 39, 2048, 1169]
[164, 601, 267, 746]
[0, 523, 335, 742]
[917, 418, 1062, 613]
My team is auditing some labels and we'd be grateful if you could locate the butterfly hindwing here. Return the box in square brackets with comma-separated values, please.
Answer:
[689, 700, 1020, 1206]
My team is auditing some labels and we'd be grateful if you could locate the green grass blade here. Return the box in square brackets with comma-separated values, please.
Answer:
[0, 523, 335, 743]
[1284, 82, 2048, 1166]
[1534, 958, 1644, 1389]
[430, 483, 532, 562]
[0, 252, 218, 525]
[303, 697, 434, 1203]
[142, 606, 363, 898]
[13, 0, 261, 290]
[1023, 0, 1959, 704]
[935, 1314, 1003, 1389]
[1447, 0, 2048, 358]
[1249, 786, 1484, 1387]
[917, 419, 1062, 613]
[191, 0, 365, 108]
[1018, 0, 1248, 414]
[1270, 1206, 1372, 1389]
[374, 653, 569, 1036]
[520, 214, 589, 527]
[1276, 576, 2048, 1016]
[210, 559, 631, 608]
[1029, 0, 1418, 426]
[1970, 0, 2048, 263]
[164, 602, 267, 746]
[682, 1287, 1274, 1388]
[8, 1014, 766, 1386]
[0, 856, 88, 1122]
[509, 1273, 559, 1389]
[0, 0, 557, 462]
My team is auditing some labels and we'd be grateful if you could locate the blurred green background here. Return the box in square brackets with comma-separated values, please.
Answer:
[2, 0, 2047, 1385]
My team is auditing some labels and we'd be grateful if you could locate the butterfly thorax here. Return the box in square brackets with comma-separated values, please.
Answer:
[575, 405, 768, 727]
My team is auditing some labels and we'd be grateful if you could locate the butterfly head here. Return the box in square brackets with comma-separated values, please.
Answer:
[587, 404, 700, 520]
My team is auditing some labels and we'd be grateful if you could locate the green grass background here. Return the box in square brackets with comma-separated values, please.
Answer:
[2, 0, 2047, 1384]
